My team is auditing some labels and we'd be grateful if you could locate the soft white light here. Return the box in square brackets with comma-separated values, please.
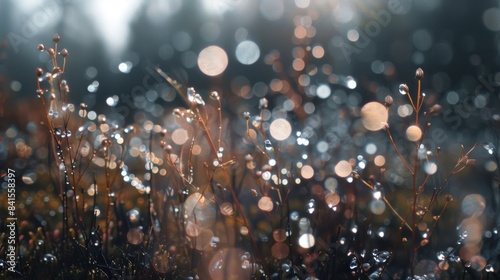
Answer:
[235, 40, 260, 65]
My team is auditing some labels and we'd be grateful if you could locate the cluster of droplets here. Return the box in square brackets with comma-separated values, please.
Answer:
[348, 249, 390, 279]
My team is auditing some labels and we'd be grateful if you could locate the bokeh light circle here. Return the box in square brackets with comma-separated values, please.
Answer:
[298, 233, 315, 248]
[127, 228, 144, 245]
[461, 194, 486, 217]
[184, 192, 216, 229]
[198, 45, 228, 76]
[194, 228, 214, 251]
[334, 160, 352, 178]
[258, 196, 274, 212]
[269, 118, 292, 141]
[370, 200, 386, 215]
[235, 40, 260, 65]
[325, 192, 340, 207]
[483, 8, 500, 32]
[300, 165, 314, 179]
[271, 242, 289, 260]
[361, 102, 388, 131]
[172, 128, 189, 145]
[406, 125, 422, 142]
[273, 229, 287, 242]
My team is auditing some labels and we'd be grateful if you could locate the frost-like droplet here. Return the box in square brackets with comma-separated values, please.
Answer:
[399, 84, 409, 95]
[264, 139, 272, 150]
[350, 257, 358, 270]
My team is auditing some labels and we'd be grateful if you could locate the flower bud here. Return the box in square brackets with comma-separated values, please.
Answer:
[60, 48, 68, 57]
[259, 98, 268, 109]
[415, 68, 424, 80]
[52, 33, 60, 43]
[243, 112, 250, 120]
[399, 84, 409, 95]
[384, 95, 393, 107]
[428, 104, 442, 116]
[160, 128, 167, 137]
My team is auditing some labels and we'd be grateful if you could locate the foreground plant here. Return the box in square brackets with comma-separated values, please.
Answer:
[344, 68, 478, 278]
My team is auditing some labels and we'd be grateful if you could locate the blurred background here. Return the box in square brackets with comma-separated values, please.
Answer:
[0, 0, 499, 143]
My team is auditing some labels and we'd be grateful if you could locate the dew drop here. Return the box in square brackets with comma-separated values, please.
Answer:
[210, 91, 219, 99]
[307, 199, 315, 214]
[483, 143, 496, 155]
[374, 251, 390, 263]
[350, 257, 358, 270]
[362, 263, 371, 271]
[264, 139, 272, 150]
[41, 253, 58, 267]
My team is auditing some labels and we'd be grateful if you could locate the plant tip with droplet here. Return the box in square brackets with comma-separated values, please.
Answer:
[259, 98, 268, 109]
[384, 95, 393, 107]
[399, 84, 409, 95]
[415, 68, 424, 79]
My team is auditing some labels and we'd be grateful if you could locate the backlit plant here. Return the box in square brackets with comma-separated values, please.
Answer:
[1, 34, 499, 280]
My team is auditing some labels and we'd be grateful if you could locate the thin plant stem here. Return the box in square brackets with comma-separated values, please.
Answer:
[384, 128, 413, 174]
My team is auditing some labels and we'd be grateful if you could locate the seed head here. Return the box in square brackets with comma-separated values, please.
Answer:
[160, 128, 167, 137]
[36, 68, 44, 77]
[243, 112, 250, 120]
[37, 44, 45, 51]
[259, 98, 268, 109]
